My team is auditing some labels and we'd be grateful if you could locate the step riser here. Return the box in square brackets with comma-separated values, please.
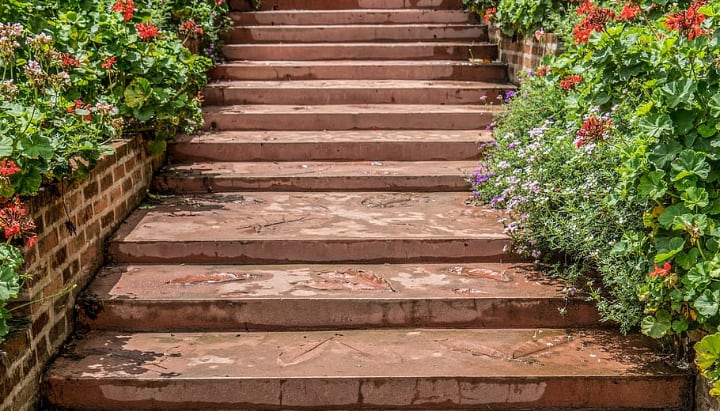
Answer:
[232, 10, 476, 25]
[169, 141, 483, 162]
[44, 376, 692, 410]
[154, 175, 470, 193]
[84, 299, 600, 332]
[230, 0, 465, 11]
[203, 86, 504, 106]
[203, 112, 494, 131]
[222, 44, 498, 61]
[108, 239, 513, 264]
[210, 63, 508, 82]
[226, 25, 487, 43]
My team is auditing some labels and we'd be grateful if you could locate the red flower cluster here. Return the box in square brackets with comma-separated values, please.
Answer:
[665, 0, 708, 40]
[573, 1, 617, 44]
[135, 22, 159, 40]
[179, 19, 204, 36]
[575, 116, 612, 147]
[536, 66, 550, 77]
[619, 3, 642, 21]
[0, 196, 38, 249]
[61, 53, 80, 69]
[649, 262, 672, 278]
[484, 7, 496, 24]
[101, 56, 116, 70]
[0, 159, 20, 177]
[111, 0, 134, 22]
[560, 74, 583, 90]
[68, 99, 92, 121]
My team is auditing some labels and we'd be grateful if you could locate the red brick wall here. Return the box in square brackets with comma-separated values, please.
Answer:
[489, 26, 563, 84]
[0, 136, 164, 411]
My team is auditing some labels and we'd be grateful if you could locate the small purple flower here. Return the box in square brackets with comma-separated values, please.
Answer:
[503, 89, 516, 103]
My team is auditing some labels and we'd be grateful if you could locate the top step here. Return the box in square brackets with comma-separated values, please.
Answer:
[231, 9, 476, 25]
[230, 0, 464, 11]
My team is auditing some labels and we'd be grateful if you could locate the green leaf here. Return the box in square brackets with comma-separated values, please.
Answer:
[124, 77, 153, 109]
[696, 333, 720, 374]
[659, 204, 691, 228]
[671, 150, 710, 181]
[696, 289, 720, 318]
[671, 110, 696, 135]
[699, 123, 717, 138]
[16, 135, 53, 159]
[641, 310, 672, 338]
[709, 93, 720, 118]
[649, 141, 681, 168]
[637, 170, 667, 200]
[681, 187, 710, 210]
[0, 136, 13, 157]
[639, 113, 674, 138]
[654, 236, 686, 262]
[662, 78, 695, 108]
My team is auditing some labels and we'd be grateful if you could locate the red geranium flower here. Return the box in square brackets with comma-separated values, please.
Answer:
[665, 0, 708, 40]
[560, 74, 583, 90]
[484, 7, 496, 24]
[61, 53, 80, 69]
[572, 6, 616, 44]
[179, 19, 204, 36]
[112, 0, 134, 22]
[575, 116, 612, 147]
[618, 3, 642, 21]
[101, 56, 116, 70]
[649, 262, 672, 278]
[0, 159, 21, 177]
[0, 196, 37, 247]
[135, 22, 159, 40]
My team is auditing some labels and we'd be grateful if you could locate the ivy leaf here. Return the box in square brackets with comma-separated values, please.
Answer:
[641, 310, 672, 338]
[637, 170, 667, 200]
[671, 150, 710, 181]
[695, 289, 720, 318]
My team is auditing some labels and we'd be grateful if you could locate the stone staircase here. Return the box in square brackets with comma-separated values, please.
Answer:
[42, 0, 692, 409]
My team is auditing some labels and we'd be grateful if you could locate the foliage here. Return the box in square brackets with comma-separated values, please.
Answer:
[0, 0, 228, 344]
[462, 0, 577, 37]
[473, 0, 720, 398]
[697, 333, 720, 397]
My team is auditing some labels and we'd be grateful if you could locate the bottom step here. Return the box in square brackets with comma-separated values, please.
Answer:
[44, 329, 690, 410]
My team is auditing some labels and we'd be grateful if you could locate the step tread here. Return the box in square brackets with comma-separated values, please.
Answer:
[159, 160, 476, 177]
[216, 59, 506, 67]
[206, 79, 512, 89]
[227, 41, 495, 47]
[172, 130, 492, 144]
[45, 329, 689, 409]
[112, 192, 503, 243]
[203, 104, 503, 115]
[234, 23, 482, 28]
[231, 9, 475, 25]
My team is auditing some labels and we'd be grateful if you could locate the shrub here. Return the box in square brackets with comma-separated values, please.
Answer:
[0, 0, 229, 344]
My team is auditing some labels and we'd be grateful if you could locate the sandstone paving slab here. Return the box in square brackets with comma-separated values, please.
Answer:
[210, 60, 508, 81]
[202, 104, 499, 131]
[108, 192, 511, 264]
[226, 24, 487, 43]
[230, 0, 465, 11]
[153, 161, 474, 193]
[202, 79, 512, 105]
[222, 42, 498, 61]
[231, 9, 476, 25]
[44, 328, 691, 410]
[82, 262, 600, 330]
[169, 130, 491, 162]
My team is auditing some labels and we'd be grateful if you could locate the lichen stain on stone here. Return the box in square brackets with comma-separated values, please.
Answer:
[168, 272, 260, 285]
[298, 268, 396, 292]
[449, 266, 512, 282]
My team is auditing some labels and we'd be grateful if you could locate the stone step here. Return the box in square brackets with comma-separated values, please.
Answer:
[222, 42, 498, 61]
[168, 130, 491, 162]
[86, 262, 599, 332]
[231, 9, 476, 25]
[203, 80, 511, 106]
[209, 60, 508, 82]
[226, 24, 487, 43]
[80, 263, 600, 331]
[107, 192, 512, 264]
[44, 329, 691, 410]
[154, 161, 474, 193]
[202, 104, 499, 131]
[230, 0, 465, 11]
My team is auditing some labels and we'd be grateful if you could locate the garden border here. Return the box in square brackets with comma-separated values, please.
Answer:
[0, 136, 164, 411]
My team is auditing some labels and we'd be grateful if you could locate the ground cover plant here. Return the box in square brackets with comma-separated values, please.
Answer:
[468, 0, 720, 398]
[0, 0, 229, 344]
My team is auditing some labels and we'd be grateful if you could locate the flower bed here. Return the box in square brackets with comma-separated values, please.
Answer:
[468, 0, 720, 401]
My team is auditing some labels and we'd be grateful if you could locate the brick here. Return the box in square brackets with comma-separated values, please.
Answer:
[61, 259, 80, 286]
[99, 172, 114, 192]
[101, 210, 116, 230]
[50, 246, 68, 271]
[38, 228, 59, 256]
[30, 312, 49, 339]
[124, 156, 137, 174]
[48, 317, 66, 345]
[82, 180, 99, 200]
